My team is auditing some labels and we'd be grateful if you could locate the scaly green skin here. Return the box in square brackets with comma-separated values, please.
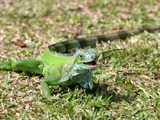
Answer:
[0, 48, 97, 99]
[41, 48, 97, 98]
[0, 25, 160, 99]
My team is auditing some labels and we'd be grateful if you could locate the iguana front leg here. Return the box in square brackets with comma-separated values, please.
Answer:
[41, 75, 75, 99]
[41, 76, 61, 99]
[41, 65, 76, 99]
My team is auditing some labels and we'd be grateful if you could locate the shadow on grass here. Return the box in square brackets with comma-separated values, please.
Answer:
[87, 83, 136, 103]
[13, 71, 136, 103]
[51, 83, 136, 103]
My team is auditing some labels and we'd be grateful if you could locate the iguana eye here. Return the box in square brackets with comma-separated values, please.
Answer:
[79, 54, 83, 59]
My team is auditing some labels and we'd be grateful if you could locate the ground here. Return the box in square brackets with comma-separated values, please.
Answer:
[0, 0, 160, 119]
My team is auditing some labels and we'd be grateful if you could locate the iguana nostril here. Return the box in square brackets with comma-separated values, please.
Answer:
[91, 55, 95, 60]
[90, 56, 93, 59]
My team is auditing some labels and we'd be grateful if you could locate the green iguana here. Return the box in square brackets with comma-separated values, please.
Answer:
[0, 25, 160, 99]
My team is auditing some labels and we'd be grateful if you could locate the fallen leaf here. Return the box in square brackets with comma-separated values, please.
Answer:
[13, 40, 26, 47]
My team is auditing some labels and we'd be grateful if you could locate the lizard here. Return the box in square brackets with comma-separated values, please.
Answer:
[0, 25, 160, 99]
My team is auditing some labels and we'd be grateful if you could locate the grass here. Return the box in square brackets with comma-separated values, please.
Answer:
[0, 0, 160, 119]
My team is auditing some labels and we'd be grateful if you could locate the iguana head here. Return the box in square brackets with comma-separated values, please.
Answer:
[74, 49, 97, 70]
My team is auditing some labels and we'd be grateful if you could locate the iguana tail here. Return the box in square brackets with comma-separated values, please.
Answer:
[48, 25, 160, 53]
[0, 60, 43, 74]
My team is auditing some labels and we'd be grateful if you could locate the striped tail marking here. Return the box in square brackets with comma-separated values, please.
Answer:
[48, 25, 160, 53]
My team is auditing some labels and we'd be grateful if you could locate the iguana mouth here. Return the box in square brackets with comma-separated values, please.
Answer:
[83, 61, 97, 67]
